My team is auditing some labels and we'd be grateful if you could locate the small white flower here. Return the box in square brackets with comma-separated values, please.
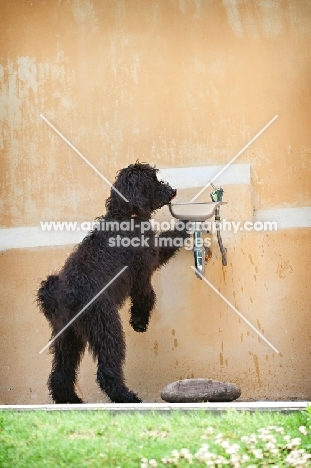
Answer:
[180, 448, 192, 462]
[221, 440, 230, 449]
[226, 443, 240, 455]
[252, 448, 263, 459]
[270, 448, 279, 455]
[195, 447, 213, 461]
[292, 437, 302, 446]
[215, 455, 230, 464]
[149, 459, 157, 467]
[299, 425, 308, 435]
[226, 447, 235, 455]
[265, 441, 276, 450]
[200, 443, 209, 451]
[258, 428, 270, 434]
[259, 433, 276, 442]
[285, 451, 298, 463]
[230, 454, 241, 464]
[180, 448, 190, 455]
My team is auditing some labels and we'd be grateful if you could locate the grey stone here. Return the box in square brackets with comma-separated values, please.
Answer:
[161, 378, 241, 403]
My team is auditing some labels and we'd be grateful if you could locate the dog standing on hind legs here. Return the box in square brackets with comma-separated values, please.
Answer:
[37, 162, 189, 404]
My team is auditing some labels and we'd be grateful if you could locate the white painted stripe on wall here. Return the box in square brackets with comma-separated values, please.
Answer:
[159, 163, 250, 188]
[1, 207, 310, 252]
[0, 162, 310, 252]
[0, 226, 86, 252]
[254, 207, 311, 230]
[0, 164, 251, 251]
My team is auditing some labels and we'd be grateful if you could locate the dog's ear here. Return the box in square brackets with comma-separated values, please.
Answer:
[106, 165, 152, 219]
[126, 172, 151, 219]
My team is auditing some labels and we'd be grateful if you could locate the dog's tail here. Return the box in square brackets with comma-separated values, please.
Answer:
[37, 275, 60, 322]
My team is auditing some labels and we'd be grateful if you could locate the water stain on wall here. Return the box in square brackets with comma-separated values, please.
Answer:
[222, 0, 284, 39]
[220, 352, 224, 366]
[276, 261, 293, 279]
[153, 340, 159, 356]
[72, 0, 99, 33]
[249, 351, 262, 387]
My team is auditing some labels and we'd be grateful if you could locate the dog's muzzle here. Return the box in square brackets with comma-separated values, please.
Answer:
[171, 189, 177, 201]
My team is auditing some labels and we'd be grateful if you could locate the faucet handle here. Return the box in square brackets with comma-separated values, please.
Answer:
[210, 183, 224, 203]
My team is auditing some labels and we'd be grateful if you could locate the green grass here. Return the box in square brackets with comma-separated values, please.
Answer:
[0, 409, 310, 467]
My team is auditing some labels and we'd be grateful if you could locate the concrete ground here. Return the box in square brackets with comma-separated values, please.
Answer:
[0, 401, 309, 413]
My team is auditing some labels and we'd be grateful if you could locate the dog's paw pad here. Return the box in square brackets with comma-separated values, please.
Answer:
[130, 319, 148, 332]
[135, 325, 147, 332]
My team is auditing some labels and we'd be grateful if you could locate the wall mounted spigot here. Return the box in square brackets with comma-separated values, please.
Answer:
[210, 183, 227, 267]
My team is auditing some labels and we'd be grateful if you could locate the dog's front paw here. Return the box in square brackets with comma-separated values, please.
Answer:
[130, 318, 148, 333]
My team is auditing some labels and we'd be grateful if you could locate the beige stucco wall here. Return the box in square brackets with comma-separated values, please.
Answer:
[0, 0, 310, 404]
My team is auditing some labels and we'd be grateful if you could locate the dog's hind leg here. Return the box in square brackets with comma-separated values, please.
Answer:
[48, 328, 86, 404]
[88, 303, 142, 403]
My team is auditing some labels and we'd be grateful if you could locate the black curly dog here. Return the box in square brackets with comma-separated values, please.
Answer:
[37, 162, 189, 403]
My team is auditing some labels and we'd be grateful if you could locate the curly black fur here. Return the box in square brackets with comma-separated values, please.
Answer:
[37, 162, 189, 404]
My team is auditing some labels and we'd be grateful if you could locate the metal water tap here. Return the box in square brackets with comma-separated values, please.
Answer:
[210, 183, 227, 266]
